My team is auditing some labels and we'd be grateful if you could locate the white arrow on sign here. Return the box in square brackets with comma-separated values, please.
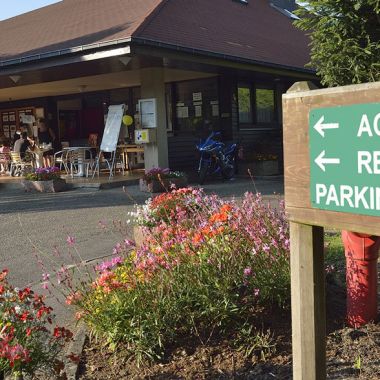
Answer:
[315, 150, 340, 172]
[313, 116, 339, 137]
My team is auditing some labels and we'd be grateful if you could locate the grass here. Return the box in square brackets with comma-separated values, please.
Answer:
[325, 231, 346, 285]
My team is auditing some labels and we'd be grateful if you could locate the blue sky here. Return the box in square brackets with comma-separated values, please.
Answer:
[0, 0, 62, 21]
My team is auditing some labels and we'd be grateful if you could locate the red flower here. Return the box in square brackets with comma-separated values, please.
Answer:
[19, 311, 30, 322]
[18, 287, 32, 301]
[0, 269, 8, 281]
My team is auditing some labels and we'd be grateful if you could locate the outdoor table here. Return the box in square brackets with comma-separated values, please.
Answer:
[117, 144, 144, 170]
[64, 147, 92, 177]
[31, 145, 52, 168]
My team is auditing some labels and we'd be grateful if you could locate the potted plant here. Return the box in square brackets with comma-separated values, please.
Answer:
[21, 166, 66, 193]
[251, 153, 279, 176]
[139, 167, 188, 193]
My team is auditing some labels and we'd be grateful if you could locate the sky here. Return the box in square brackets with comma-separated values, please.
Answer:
[0, 0, 62, 21]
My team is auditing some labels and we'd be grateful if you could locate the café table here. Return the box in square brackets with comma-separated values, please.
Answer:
[31, 145, 52, 168]
[117, 144, 144, 171]
[64, 147, 94, 177]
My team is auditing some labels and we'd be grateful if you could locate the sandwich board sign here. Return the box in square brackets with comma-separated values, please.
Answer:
[100, 104, 125, 152]
[310, 103, 380, 217]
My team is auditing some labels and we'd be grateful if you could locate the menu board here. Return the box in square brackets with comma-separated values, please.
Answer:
[139, 98, 157, 128]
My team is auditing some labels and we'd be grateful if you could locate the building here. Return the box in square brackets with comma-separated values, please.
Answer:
[0, 0, 315, 172]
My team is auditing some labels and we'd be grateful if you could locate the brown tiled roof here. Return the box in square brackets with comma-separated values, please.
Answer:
[0, 0, 310, 71]
[135, 0, 311, 70]
[0, 0, 162, 61]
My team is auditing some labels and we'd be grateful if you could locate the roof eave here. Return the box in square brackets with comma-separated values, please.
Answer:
[131, 37, 316, 77]
[0, 38, 132, 73]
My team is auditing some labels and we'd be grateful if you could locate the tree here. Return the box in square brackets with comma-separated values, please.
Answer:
[294, 1, 380, 86]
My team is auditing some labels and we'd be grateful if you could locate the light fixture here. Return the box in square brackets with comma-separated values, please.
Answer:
[78, 85, 87, 93]
[9, 75, 21, 84]
[118, 56, 131, 67]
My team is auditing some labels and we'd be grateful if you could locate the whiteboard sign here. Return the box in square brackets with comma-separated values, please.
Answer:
[100, 104, 125, 152]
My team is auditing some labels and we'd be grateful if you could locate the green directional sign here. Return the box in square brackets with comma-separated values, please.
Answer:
[310, 102, 380, 217]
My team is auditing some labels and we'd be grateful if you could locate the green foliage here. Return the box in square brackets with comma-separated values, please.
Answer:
[294, 1, 380, 86]
[324, 232, 346, 285]
[72, 192, 291, 364]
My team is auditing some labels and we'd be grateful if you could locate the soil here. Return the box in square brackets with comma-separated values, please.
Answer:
[75, 277, 380, 379]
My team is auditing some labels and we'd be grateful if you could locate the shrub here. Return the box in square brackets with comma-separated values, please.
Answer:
[142, 167, 186, 184]
[132, 187, 222, 227]
[0, 269, 72, 378]
[65, 190, 290, 363]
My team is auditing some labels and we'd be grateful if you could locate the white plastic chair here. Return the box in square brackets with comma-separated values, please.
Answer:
[67, 148, 94, 178]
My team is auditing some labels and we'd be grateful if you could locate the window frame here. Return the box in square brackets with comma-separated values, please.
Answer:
[237, 82, 278, 129]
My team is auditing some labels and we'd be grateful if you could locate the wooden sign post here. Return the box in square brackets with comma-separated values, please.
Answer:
[283, 81, 380, 380]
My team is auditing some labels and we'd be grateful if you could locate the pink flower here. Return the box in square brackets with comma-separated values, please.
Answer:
[243, 267, 252, 277]
[96, 256, 123, 272]
[66, 236, 76, 246]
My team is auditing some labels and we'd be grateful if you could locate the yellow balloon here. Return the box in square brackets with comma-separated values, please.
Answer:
[123, 115, 133, 126]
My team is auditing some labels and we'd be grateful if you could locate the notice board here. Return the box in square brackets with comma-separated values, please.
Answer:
[100, 104, 125, 152]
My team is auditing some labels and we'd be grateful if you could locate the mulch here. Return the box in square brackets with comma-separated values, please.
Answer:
[74, 277, 380, 379]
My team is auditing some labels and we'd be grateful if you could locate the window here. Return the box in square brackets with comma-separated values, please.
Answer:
[238, 86, 252, 123]
[238, 84, 276, 127]
[256, 88, 275, 123]
[174, 78, 219, 133]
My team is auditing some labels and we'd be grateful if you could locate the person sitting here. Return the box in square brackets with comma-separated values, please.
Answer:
[0, 138, 11, 174]
[14, 132, 33, 159]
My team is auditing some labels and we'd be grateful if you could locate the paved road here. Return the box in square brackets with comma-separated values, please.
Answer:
[0, 177, 283, 325]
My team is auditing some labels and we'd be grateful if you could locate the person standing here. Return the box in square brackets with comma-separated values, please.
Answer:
[37, 118, 56, 167]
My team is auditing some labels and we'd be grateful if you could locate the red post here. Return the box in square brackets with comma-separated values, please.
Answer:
[342, 231, 380, 328]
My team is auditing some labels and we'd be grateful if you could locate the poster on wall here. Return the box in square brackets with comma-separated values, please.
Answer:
[193, 92, 202, 102]
[195, 105, 202, 117]
[211, 101, 220, 117]
[9, 113, 15, 122]
[176, 106, 189, 119]
[212, 104, 219, 117]
[3, 125, 9, 138]
[2, 114, 8, 122]
[35, 108, 44, 119]
[139, 98, 157, 128]
[20, 114, 35, 124]
[10, 125, 16, 138]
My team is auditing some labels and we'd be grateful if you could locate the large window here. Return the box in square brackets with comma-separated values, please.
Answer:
[238, 84, 276, 127]
[173, 78, 219, 133]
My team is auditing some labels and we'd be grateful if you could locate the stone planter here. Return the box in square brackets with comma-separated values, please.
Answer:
[21, 178, 66, 193]
[252, 160, 279, 176]
[139, 177, 188, 193]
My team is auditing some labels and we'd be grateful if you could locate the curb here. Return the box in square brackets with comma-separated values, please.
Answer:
[64, 324, 87, 380]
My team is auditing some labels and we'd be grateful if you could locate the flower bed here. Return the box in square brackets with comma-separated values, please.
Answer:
[0, 269, 72, 379]
[63, 188, 290, 364]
